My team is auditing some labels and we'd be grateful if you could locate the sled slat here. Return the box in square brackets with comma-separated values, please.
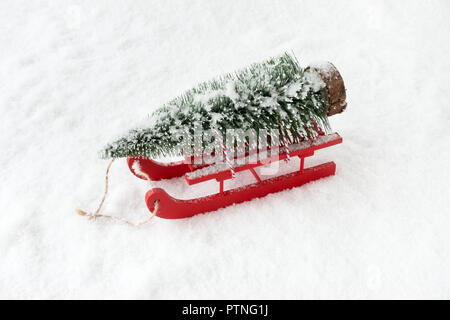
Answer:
[184, 133, 342, 185]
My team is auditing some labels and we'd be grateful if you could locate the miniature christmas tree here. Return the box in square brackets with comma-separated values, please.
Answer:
[100, 53, 346, 159]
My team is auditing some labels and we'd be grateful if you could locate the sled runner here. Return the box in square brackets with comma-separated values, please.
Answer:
[126, 132, 342, 219]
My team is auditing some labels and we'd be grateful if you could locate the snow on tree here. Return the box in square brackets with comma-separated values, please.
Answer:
[100, 53, 335, 159]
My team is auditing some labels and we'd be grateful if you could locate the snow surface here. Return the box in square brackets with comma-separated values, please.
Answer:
[1, 0, 449, 299]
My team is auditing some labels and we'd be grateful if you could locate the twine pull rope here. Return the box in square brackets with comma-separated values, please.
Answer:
[75, 158, 158, 226]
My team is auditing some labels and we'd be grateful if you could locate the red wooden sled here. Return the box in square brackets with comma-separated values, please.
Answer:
[127, 132, 342, 219]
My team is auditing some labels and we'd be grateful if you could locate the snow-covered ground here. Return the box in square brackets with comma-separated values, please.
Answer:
[1, 0, 449, 299]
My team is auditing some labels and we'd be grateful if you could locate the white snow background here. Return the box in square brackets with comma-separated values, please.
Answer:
[1, 0, 449, 299]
